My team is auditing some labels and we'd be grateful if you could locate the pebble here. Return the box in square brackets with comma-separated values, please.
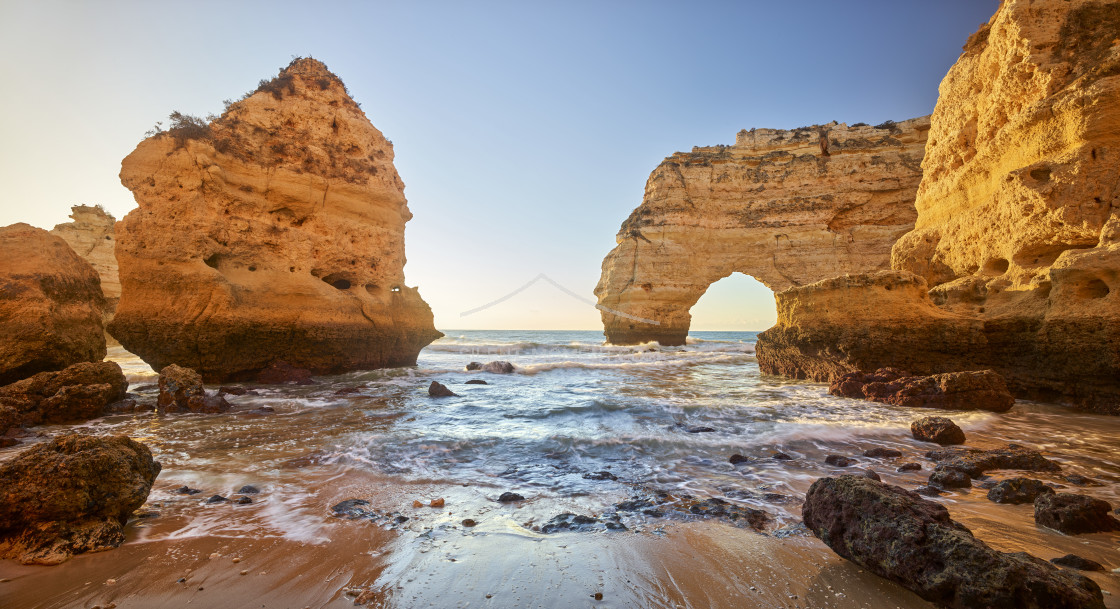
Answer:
[105, 579, 116, 585]
[208, 553, 220, 560]
[430, 498, 445, 508]
[232, 557, 241, 563]
[236, 496, 252, 505]
[240, 570, 248, 576]
[462, 519, 477, 527]
[593, 592, 603, 600]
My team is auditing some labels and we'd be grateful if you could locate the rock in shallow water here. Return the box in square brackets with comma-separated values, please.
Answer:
[911, 415, 966, 445]
[987, 478, 1054, 505]
[925, 444, 1061, 478]
[428, 381, 458, 398]
[929, 466, 972, 489]
[824, 454, 854, 467]
[802, 475, 1105, 609]
[862, 447, 902, 458]
[0, 361, 128, 436]
[1051, 554, 1105, 572]
[1035, 493, 1120, 535]
[157, 364, 229, 414]
[830, 368, 1014, 412]
[0, 434, 161, 565]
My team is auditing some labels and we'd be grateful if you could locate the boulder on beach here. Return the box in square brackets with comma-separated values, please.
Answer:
[911, 416, 965, 445]
[829, 368, 1014, 412]
[0, 361, 128, 439]
[157, 364, 229, 414]
[0, 224, 107, 386]
[106, 58, 441, 383]
[925, 443, 1061, 479]
[0, 434, 162, 565]
[802, 475, 1105, 609]
[1035, 493, 1120, 535]
[987, 477, 1054, 505]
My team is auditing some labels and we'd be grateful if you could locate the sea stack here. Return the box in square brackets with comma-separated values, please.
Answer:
[50, 205, 120, 321]
[109, 58, 442, 382]
[594, 118, 929, 345]
[756, 0, 1120, 412]
[0, 224, 107, 385]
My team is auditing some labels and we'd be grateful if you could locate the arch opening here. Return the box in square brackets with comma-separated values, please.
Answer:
[688, 272, 777, 333]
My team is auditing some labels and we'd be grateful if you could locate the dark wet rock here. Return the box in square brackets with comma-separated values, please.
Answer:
[825, 454, 855, 467]
[218, 386, 248, 396]
[1062, 474, 1101, 487]
[541, 513, 615, 533]
[614, 498, 654, 512]
[772, 452, 793, 460]
[235, 496, 252, 505]
[104, 397, 154, 414]
[911, 416, 965, 445]
[1051, 554, 1105, 571]
[987, 478, 1054, 505]
[861, 469, 881, 481]
[802, 475, 1105, 609]
[331, 386, 362, 396]
[173, 486, 201, 495]
[466, 362, 483, 371]
[925, 444, 1061, 478]
[975, 479, 998, 490]
[684, 426, 716, 433]
[255, 361, 314, 385]
[497, 492, 525, 503]
[1034, 493, 1120, 535]
[246, 406, 275, 415]
[914, 485, 944, 497]
[929, 466, 972, 489]
[0, 436, 19, 448]
[205, 495, 228, 504]
[729, 454, 751, 465]
[0, 362, 129, 435]
[582, 471, 618, 481]
[331, 499, 371, 518]
[464, 379, 488, 385]
[897, 462, 922, 472]
[829, 368, 1014, 412]
[461, 519, 477, 527]
[482, 361, 514, 374]
[237, 485, 260, 495]
[684, 498, 771, 530]
[428, 381, 458, 398]
[0, 434, 161, 565]
[862, 447, 902, 458]
[157, 364, 230, 414]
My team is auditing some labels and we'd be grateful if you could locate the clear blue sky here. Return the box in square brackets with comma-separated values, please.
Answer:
[0, 0, 999, 331]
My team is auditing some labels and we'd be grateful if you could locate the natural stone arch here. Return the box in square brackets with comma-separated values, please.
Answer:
[688, 271, 777, 331]
[595, 117, 930, 345]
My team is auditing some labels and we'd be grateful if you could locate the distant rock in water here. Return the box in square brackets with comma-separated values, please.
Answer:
[987, 477, 1054, 505]
[757, 0, 1120, 412]
[0, 224, 106, 386]
[911, 416, 966, 445]
[830, 368, 1013, 412]
[428, 381, 458, 398]
[466, 361, 515, 373]
[50, 205, 120, 321]
[802, 475, 1105, 609]
[108, 58, 441, 383]
[464, 379, 488, 385]
[593, 117, 930, 346]
[0, 361, 128, 440]
[0, 434, 161, 565]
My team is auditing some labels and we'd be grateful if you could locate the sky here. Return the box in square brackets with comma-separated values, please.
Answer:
[0, 0, 999, 332]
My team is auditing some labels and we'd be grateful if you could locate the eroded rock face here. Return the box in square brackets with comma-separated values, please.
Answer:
[802, 475, 1105, 609]
[0, 361, 128, 439]
[108, 58, 441, 382]
[0, 224, 106, 386]
[157, 364, 229, 414]
[757, 1, 1120, 411]
[50, 205, 120, 320]
[595, 118, 929, 345]
[0, 434, 161, 565]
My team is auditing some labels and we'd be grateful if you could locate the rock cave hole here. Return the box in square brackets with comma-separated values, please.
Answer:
[982, 257, 1009, 276]
[322, 273, 351, 290]
[689, 272, 777, 335]
[203, 254, 222, 269]
[1078, 278, 1110, 299]
[364, 284, 380, 296]
[1029, 166, 1051, 182]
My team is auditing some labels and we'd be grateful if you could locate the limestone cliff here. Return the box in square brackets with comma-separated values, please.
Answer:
[108, 58, 441, 382]
[594, 118, 929, 345]
[758, 0, 1120, 412]
[0, 224, 106, 385]
[50, 205, 120, 319]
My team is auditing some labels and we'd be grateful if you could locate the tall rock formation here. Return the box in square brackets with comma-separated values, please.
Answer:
[108, 58, 441, 382]
[0, 224, 106, 385]
[594, 118, 929, 345]
[758, 0, 1120, 412]
[50, 205, 120, 320]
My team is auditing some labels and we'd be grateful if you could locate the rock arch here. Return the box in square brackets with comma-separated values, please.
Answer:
[595, 117, 930, 345]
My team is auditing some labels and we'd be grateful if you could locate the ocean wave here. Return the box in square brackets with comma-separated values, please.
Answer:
[515, 352, 755, 374]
